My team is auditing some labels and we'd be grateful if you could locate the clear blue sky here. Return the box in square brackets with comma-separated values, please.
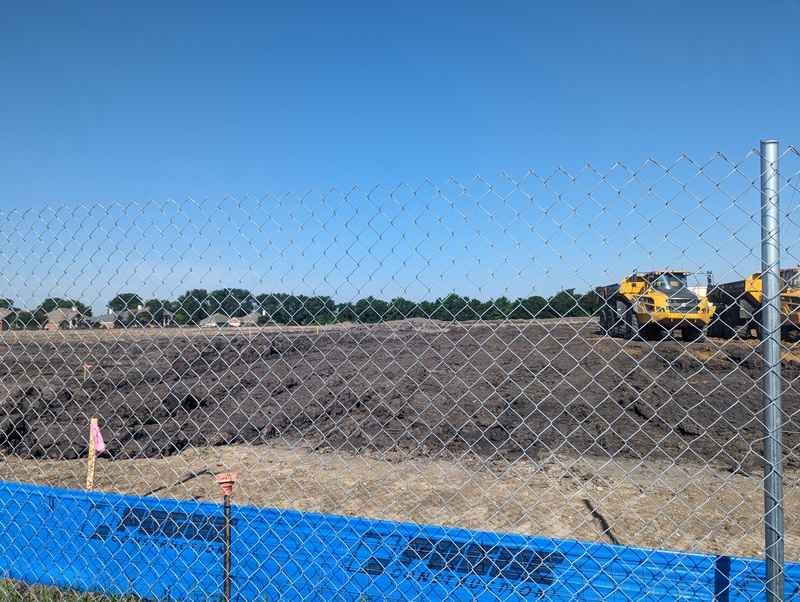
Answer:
[0, 1, 799, 312]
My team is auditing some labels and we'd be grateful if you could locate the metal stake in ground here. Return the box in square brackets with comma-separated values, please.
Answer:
[216, 472, 238, 602]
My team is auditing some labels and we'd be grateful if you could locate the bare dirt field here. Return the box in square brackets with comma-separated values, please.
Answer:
[1, 319, 799, 559]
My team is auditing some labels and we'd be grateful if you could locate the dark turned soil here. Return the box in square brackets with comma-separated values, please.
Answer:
[0, 318, 795, 476]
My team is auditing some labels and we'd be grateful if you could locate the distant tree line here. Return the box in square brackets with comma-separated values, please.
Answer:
[0, 288, 601, 329]
[107, 288, 601, 326]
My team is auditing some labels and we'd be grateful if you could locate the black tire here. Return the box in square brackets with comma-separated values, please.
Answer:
[612, 310, 625, 338]
[625, 309, 639, 340]
[720, 319, 737, 339]
[682, 324, 703, 342]
[599, 309, 610, 333]
[747, 302, 762, 340]
[609, 310, 617, 333]
[708, 312, 735, 339]
[706, 317, 719, 338]
[641, 323, 662, 340]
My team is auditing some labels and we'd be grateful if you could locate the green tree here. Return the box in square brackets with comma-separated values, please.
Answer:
[547, 289, 586, 317]
[283, 295, 310, 325]
[131, 298, 171, 326]
[143, 298, 169, 315]
[304, 296, 337, 324]
[433, 294, 479, 321]
[417, 300, 436, 319]
[209, 288, 256, 317]
[386, 297, 419, 321]
[336, 301, 357, 323]
[510, 295, 551, 319]
[36, 298, 92, 316]
[576, 290, 601, 316]
[16, 310, 41, 329]
[354, 296, 389, 323]
[256, 293, 291, 324]
[175, 289, 211, 324]
[488, 296, 514, 320]
[255, 293, 336, 325]
[108, 293, 143, 312]
[468, 298, 495, 320]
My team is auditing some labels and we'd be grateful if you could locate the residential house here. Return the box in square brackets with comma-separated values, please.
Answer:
[150, 308, 177, 328]
[200, 313, 229, 328]
[131, 306, 177, 328]
[228, 312, 261, 327]
[0, 308, 16, 331]
[46, 309, 97, 331]
[97, 313, 118, 329]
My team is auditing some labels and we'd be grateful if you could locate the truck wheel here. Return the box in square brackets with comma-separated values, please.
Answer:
[599, 309, 610, 333]
[720, 314, 737, 339]
[625, 310, 640, 340]
[708, 314, 735, 339]
[604, 309, 614, 334]
[721, 320, 737, 339]
[751, 305, 764, 340]
[642, 323, 663, 340]
[613, 310, 626, 338]
[682, 325, 703, 342]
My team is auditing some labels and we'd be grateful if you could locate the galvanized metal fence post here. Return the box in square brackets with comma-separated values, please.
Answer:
[761, 139, 784, 602]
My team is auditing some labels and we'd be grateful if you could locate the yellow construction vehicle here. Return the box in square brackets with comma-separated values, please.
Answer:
[706, 268, 800, 340]
[596, 271, 715, 341]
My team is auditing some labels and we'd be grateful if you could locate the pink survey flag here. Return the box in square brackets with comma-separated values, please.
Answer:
[84, 363, 94, 370]
[90, 422, 106, 453]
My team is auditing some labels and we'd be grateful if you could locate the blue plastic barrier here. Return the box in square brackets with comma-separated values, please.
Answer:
[0, 481, 796, 601]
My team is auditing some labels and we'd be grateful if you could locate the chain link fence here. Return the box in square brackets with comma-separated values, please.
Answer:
[0, 145, 799, 599]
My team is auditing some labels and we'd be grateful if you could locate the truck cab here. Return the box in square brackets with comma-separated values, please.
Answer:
[708, 267, 800, 339]
[597, 271, 714, 341]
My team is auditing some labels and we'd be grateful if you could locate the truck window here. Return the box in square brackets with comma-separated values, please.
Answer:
[784, 270, 800, 289]
[651, 274, 687, 291]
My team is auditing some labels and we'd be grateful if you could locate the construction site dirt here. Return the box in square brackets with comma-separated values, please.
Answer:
[1, 318, 799, 559]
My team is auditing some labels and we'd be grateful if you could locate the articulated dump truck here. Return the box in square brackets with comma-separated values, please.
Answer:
[706, 268, 800, 340]
[595, 271, 715, 341]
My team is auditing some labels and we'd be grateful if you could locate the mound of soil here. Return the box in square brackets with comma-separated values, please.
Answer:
[0, 319, 794, 474]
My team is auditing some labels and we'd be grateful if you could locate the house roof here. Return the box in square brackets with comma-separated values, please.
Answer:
[48, 308, 81, 322]
[231, 312, 260, 325]
[47, 309, 99, 325]
[200, 313, 229, 326]
[132, 306, 171, 315]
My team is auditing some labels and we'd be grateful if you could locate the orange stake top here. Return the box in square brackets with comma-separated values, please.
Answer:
[216, 472, 238, 496]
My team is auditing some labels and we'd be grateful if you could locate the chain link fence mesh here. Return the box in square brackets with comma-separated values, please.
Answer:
[1, 146, 800, 598]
